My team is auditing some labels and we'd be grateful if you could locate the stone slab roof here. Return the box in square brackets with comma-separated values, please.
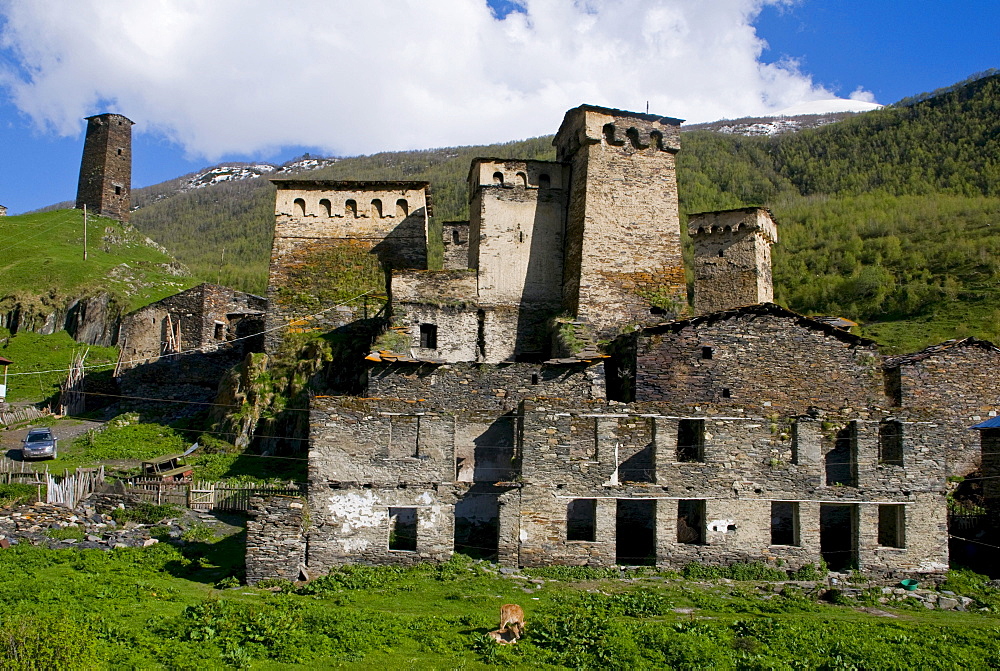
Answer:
[883, 337, 1000, 368]
[642, 302, 876, 346]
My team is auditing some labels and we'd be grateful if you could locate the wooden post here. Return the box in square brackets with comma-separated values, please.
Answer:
[83, 204, 88, 261]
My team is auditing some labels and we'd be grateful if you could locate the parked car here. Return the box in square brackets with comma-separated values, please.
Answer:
[22, 427, 57, 460]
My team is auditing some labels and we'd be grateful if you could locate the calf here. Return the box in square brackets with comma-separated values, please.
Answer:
[499, 604, 525, 638]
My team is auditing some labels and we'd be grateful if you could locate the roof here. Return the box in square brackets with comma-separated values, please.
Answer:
[884, 337, 1000, 368]
[270, 179, 430, 190]
[971, 416, 1000, 430]
[561, 104, 684, 126]
[641, 302, 877, 346]
[0, 356, 13, 366]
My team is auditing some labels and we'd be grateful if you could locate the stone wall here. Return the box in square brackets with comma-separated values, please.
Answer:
[555, 105, 686, 337]
[119, 283, 265, 368]
[76, 113, 133, 222]
[441, 221, 470, 270]
[390, 269, 479, 361]
[510, 400, 948, 575]
[632, 304, 885, 414]
[246, 495, 307, 584]
[265, 179, 430, 352]
[886, 338, 1000, 476]
[689, 207, 777, 314]
[366, 360, 606, 411]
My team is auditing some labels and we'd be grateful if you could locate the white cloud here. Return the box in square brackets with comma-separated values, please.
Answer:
[849, 86, 877, 103]
[0, 0, 856, 159]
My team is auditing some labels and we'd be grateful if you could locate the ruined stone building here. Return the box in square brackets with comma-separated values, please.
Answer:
[76, 113, 133, 222]
[248, 104, 999, 582]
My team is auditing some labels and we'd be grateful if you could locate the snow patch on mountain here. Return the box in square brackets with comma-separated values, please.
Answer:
[181, 157, 339, 192]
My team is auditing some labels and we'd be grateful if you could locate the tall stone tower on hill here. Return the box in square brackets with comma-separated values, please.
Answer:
[75, 113, 134, 222]
[554, 105, 685, 338]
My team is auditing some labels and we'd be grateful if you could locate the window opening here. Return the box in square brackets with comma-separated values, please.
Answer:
[371, 198, 383, 218]
[516, 171, 527, 187]
[676, 419, 705, 462]
[531, 374, 539, 385]
[770, 501, 799, 546]
[878, 504, 905, 548]
[820, 504, 857, 571]
[213, 322, 225, 340]
[677, 499, 705, 544]
[319, 198, 332, 217]
[884, 367, 902, 406]
[493, 171, 504, 185]
[396, 199, 408, 217]
[701, 346, 713, 359]
[603, 123, 623, 146]
[567, 499, 597, 541]
[721, 388, 731, 398]
[419, 323, 438, 349]
[878, 420, 904, 466]
[616, 499, 656, 565]
[345, 199, 358, 218]
[538, 173, 551, 189]
[293, 198, 306, 217]
[825, 423, 858, 486]
[114, 185, 122, 195]
[452, 229, 461, 244]
[388, 507, 417, 551]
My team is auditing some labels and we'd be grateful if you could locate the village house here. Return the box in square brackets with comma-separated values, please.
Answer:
[245, 104, 998, 583]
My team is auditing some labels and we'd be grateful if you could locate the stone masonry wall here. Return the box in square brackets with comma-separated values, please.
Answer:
[555, 106, 686, 337]
[76, 113, 133, 222]
[689, 207, 777, 314]
[887, 339, 1000, 476]
[511, 400, 948, 575]
[265, 180, 429, 352]
[246, 495, 307, 584]
[634, 305, 885, 414]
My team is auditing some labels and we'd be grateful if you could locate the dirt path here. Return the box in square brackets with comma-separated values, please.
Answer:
[1, 417, 103, 464]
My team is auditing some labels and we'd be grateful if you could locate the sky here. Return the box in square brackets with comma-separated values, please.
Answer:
[0, 0, 997, 215]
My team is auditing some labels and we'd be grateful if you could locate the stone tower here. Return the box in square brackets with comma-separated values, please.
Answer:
[75, 113, 134, 222]
[554, 105, 685, 338]
[688, 207, 778, 314]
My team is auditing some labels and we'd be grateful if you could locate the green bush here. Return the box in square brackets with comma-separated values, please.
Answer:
[110, 502, 180, 525]
[682, 561, 787, 581]
[46, 527, 84, 541]
[0, 483, 38, 508]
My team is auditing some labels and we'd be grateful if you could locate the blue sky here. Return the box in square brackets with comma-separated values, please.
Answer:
[0, 0, 996, 215]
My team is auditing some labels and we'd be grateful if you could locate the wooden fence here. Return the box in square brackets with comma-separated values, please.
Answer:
[123, 478, 304, 512]
[0, 406, 48, 427]
[46, 466, 105, 507]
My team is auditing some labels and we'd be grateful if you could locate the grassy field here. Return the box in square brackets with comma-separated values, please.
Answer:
[2, 532, 1000, 669]
[0, 328, 118, 404]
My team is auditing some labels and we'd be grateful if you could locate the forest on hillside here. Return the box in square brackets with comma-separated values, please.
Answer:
[129, 74, 1000, 352]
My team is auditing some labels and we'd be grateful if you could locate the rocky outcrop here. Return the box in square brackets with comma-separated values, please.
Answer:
[0, 291, 125, 346]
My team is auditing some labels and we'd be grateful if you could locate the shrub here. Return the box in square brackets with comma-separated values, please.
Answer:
[46, 526, 85, 541]
[682, 561, 787, 581]
[111, 502, 180, 525]
[0, 483, 38, 508]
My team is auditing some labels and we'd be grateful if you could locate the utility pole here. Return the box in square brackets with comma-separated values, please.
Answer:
[218, 247, 225, 285]
[83, 204, 88, 261]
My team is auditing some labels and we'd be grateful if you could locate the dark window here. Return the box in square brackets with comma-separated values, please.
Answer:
[388, 507, 417, 551]
[718, 249, 724, 257]
[452, 229, 460, 244]
[319, 198, 332, 217]
[567, 499, 597, 541]
[820, 504, 857, 571]
[878, 505, 905, 548]
[396, 199, 408, 217]
[493, 171, 504, 185]
[419, 323, 438, 349]
[771, 501, 799, 546]
[617, 499, 656, 565]
[293, 198, 306, 217]
[371, 199, 383, 218]
[345, 199, 357, 217]
[721, 388, 731, 398]
[538, 173, 551, 189]
[825, 423, 858, 486]
[884, 367, 902, 406]
[701, 346, 713, 359]
[117, 148, 122, 155]
[213, 322, 224, 340]
[531, 374, 539, 385]
[676, 419, 704, 462]
[114, 185, 122, 195]
[879, 420, 904, 466]
[516, 171, 527, 187]
[677, 499, 705, 544]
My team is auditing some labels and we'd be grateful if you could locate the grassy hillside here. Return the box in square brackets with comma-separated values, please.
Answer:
[0, 208, 197, 312]
[129, 73, 1000, 353]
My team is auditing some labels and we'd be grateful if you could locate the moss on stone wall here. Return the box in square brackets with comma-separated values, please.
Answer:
[274, 240, 387, 315]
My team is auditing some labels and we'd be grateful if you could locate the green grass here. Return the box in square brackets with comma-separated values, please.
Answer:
[0, 328, 118, 403]
[0, 209, 196, 310]
[1, 543, 999, 669]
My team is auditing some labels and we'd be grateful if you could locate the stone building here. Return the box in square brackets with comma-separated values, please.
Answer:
[247, 103, 996, 582]
[118, 283, 265, 369]
[76, 113, 133, 222]
[0, 205, 7, 217]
